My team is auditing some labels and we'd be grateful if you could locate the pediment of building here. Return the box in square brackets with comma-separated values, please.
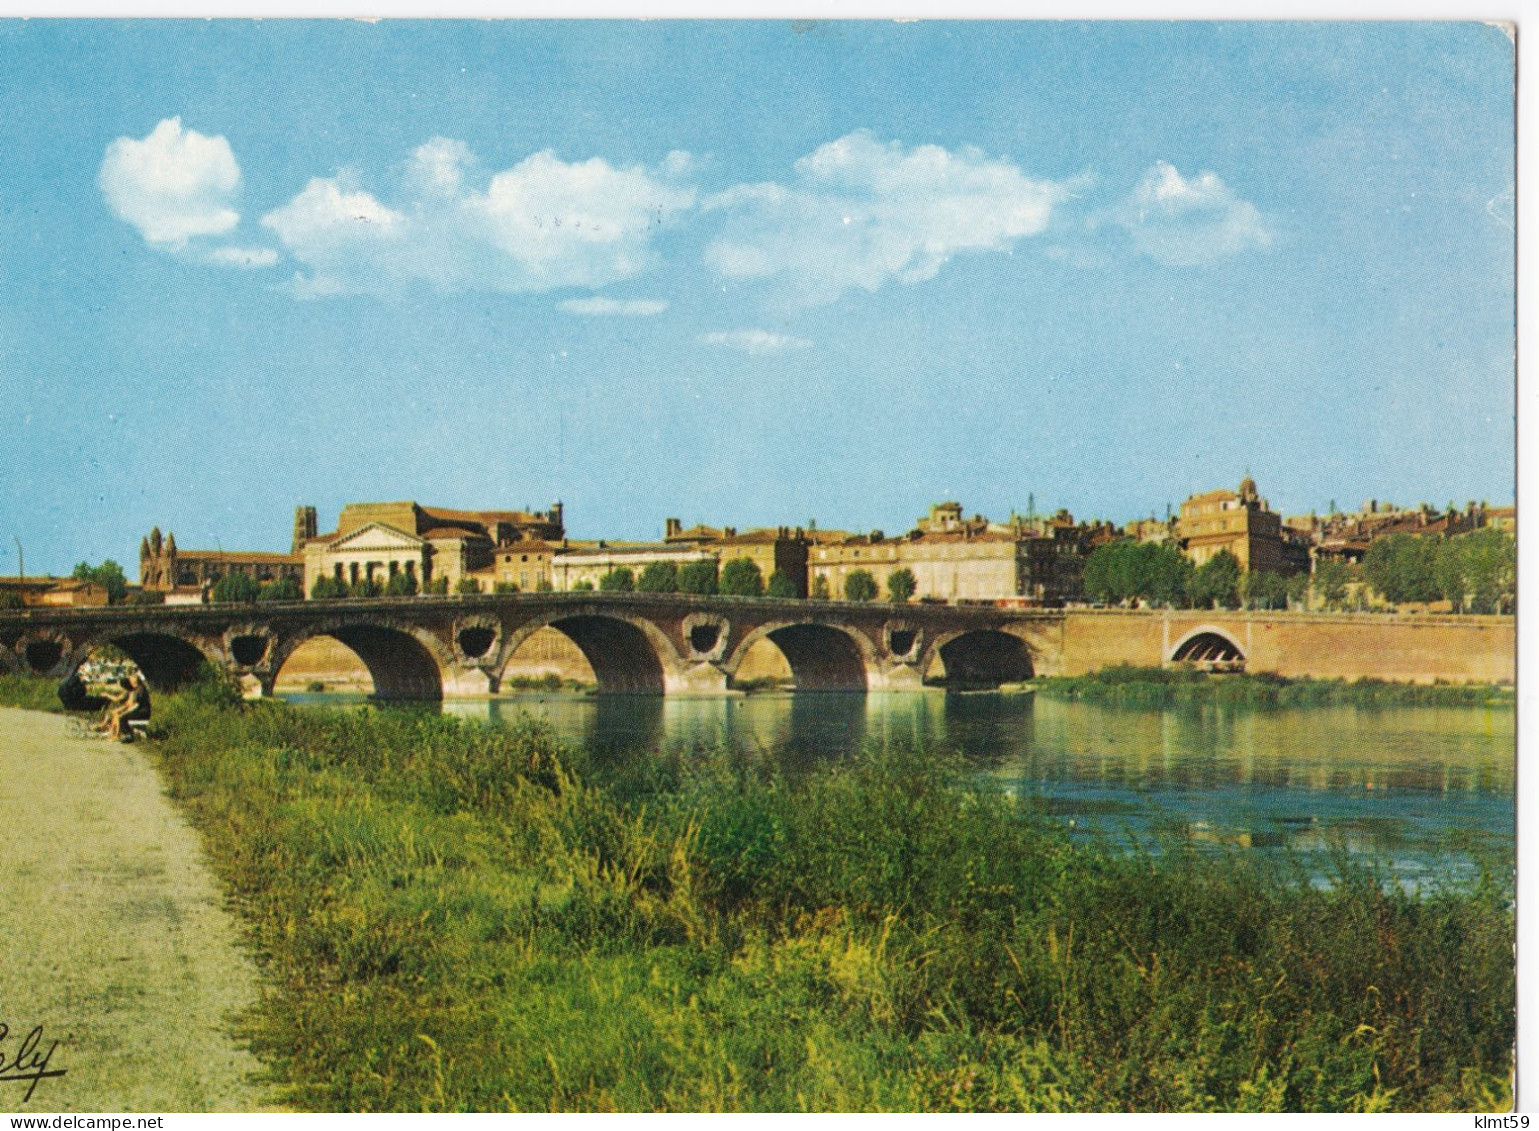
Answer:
[325, 522, 426, 554]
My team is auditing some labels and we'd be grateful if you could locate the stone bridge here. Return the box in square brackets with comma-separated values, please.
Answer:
[0, 594, 1059, 699]
[0, 596, 1512, 700]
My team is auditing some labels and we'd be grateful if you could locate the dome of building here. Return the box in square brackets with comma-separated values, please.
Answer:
[1238, 476, 1258, 500]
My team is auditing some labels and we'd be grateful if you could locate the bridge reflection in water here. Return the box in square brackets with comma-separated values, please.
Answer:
[430, 691, 1515, 886]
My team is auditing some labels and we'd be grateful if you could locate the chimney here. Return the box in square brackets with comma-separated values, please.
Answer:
[665, 518, 681, 539]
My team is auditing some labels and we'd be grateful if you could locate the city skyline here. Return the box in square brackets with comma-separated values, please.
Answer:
[0, 20, 1515, 575]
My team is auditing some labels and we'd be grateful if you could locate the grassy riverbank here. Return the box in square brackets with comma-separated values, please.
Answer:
[0, 674, 1515, 1111]
[1035, 666, 1513, 709]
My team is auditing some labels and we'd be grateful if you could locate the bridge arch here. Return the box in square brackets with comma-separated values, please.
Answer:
[923, 628, 1035, 688]
[62, 627, 220, 690]
[497, 609, 679, 695]
[723, 621, 875, 692]
[1169, 626, 1246, 667]
[270, 619, 453, 700]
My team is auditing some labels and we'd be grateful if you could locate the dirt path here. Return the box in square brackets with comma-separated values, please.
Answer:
[0, 709, 270, 1112]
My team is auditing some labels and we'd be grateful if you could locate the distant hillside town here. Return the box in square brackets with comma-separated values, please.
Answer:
[1, 479, 1515, 616]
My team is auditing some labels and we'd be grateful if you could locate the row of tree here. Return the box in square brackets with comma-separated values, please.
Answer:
[1081, 528, 1517, 613]
[1080, 541, 1253, 609]
[1360, 529, 1515, 614]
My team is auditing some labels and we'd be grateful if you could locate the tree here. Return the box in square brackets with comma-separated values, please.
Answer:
[0, 590, 23, 610]
[256, 576, 303, 603]
[887, 567, 916, 603]
[72, 560, 128, 604]
[766, 569, 799, 598]
[493, 581, 518, 594]
[425, 576, 450, 595]
[844, 569, 878, 602]
[456, 577, 482, 595]
[677, 559, 719, 596]
[572, 579, 595, 592]
[311, 575, 347, 599]
[719, 558, 764, 597]
[1081, 539, 1191, 607]
[387, 571, 421, 597]
[1438, 528, 1515, 614]
[1362, 534, 1441, 606]
[1312, 560, 1352, 611]
[599, 567, 635, 592]
[810, 574, 831, 600]
[637, 561, 679, 593]
[351, 577, 383, 599]
[1242, 569, 1288, 611]
[211, 572, 261, 603]
[1188, 550, 1241, 609]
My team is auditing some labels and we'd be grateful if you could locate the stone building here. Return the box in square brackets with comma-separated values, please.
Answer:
[663, 519, 813, 596]
[808, 503, 1096, 605]
[300, 501, 564, 595]
[1176, 478, 1304, 575]
[550, 542, 715, 591]
[0, 576, 110, 607]
[138, 526, 304, 597]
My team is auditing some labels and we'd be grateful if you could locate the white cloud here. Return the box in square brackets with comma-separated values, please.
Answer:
[699, 329, 813, 355]
[260, 142, 696, 298]
[203, 245, 279, 269]
[1101, 161, 1272, 266]
[703, 131, 1065, 305]
[99, 118, 243, 247]
[559, 297, 669, 316]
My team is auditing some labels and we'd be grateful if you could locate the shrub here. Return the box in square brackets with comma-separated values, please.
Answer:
[677, 559, 719, 595]
[719, 558, 764, 597]
[257, 576, 303, 603]
[766, 569, 799, 598]
[211, 573, 262, 603]
[456, 578, 482, 595]
[599, 567, 635, 592]
[425, 576, 450, 595]
[384, 571, 420, 597]
[494, 581, 519, 595]
[572, 580, 595, 592]
[637, 561, 679, 593]
[350, 577, 383, 599]
[129, 588, 167, 606]
[844, 569, 878, 602]
[311, 575, 347, 599]
[887, 567, 917, 603]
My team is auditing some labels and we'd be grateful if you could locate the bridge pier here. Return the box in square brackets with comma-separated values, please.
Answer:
[665, 661, 732, 696]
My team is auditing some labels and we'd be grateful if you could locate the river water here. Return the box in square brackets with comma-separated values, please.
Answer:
[288, 690, 1514, 886]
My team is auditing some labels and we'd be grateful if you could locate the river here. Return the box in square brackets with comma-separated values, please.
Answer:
[285, 690, 1514, 886]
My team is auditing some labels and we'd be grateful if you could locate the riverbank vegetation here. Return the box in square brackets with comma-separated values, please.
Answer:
[0, 674, 1514, 1111]
[1034, 666, 1514, 710]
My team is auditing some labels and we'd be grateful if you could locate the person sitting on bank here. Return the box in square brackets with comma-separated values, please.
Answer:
[100, 675, 152, 741]
[92, 677, 132, 734]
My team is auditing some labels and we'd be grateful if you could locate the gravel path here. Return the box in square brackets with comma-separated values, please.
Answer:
[0, 709, 270, 1112]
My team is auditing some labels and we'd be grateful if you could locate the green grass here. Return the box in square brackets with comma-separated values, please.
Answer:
[0, 671, 1516, 1111]
[1036, 667, 1513, 709]
[0, 672, 65, 712]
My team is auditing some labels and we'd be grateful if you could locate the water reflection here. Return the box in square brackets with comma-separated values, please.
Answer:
[307, 690, 1515, 883]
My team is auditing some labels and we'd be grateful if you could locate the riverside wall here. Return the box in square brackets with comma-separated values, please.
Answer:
[1060, 610, 1515, 684]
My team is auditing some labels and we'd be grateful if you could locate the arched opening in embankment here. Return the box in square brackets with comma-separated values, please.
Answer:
[926, 630, 1035, 689]
[728, 624, 869, 692]
[274, 625, 447, 700]
[1169, 629, 1246, 671]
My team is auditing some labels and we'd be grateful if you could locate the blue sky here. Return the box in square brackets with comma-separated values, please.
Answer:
[0, 20, 1515, 575]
